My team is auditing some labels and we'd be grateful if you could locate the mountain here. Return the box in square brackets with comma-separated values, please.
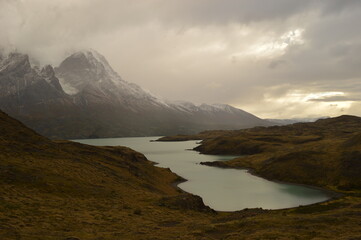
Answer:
[55, 49, 170, 110]
[267, 117, 329, 125]
[0, 49, 271, 139]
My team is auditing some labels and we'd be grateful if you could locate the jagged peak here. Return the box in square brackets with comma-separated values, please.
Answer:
[56, 49, 164, 101]
[74, 48, 108, 62]
[57, 48, 120, 82]
[0, 52, 31, 74]
[40, 64, 55, 78]
[4, 52, 29, 62]
[65, 49, 115, 72]
[71, 49, 100, 62]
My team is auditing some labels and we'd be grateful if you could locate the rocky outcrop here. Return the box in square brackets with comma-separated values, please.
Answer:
[159, 194, 215, 213]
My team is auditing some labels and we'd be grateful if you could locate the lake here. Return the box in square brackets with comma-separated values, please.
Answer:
[74, 136, 332, 211]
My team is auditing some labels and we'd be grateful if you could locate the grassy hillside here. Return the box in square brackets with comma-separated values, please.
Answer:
[216, 116, 361, 191]
[0, 110, 213, 239]
[1, 111, 361, 239]
[161, 115, 361, 190]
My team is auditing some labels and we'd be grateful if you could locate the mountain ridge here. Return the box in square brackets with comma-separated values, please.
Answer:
[0, 49, 271, 139]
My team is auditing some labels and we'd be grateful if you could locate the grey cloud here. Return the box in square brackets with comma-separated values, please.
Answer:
[1, 0, 361, 118]
[158, 0, 314, 26]
[320, 0, 361, 15]
[308, 96, 361, 102]
[268, 60, 287, 69]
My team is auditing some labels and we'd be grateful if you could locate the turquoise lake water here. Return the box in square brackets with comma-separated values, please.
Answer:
[74, 137, 331, 211]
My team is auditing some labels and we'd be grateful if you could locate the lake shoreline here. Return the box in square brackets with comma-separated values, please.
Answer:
[75, 136, 338, 212]
[163, 157, 341, 213]
[157, 136, 346, 209]
[155, 145, 339, 212]
[199, 159, 343, 207]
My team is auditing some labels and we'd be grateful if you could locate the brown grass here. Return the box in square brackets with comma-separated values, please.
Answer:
[1, 111, 361, 239]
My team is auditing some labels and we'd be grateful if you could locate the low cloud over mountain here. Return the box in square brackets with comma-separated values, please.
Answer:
[0, 50, 270, 139]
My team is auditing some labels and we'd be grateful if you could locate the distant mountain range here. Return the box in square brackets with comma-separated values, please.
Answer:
[266, 117, 329, 126]
[0, 49, 271, 139]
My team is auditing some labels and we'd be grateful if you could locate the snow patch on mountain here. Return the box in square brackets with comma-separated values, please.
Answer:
[199, 103, 234, 113]
[0, 48, 271, 139]
[169, 101, 198, 113]
[55, 49, 171, 108]
[58, 77, 79, 95]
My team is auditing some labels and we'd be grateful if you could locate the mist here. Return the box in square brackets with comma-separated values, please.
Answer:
[1, 0, 361, 118]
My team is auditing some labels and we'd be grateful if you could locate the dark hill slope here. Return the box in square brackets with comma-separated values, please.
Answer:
[0, 110, 215, 239]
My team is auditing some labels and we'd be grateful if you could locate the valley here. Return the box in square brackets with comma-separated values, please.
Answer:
[1, 111, 361, 239]
[1, 1, 361, 239]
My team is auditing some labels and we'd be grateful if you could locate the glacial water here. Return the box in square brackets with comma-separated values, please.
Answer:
[74, 137, 332, 211]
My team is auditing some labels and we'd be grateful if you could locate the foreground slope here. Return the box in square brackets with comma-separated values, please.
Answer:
[1, 111, 361, 239]
[0, 110, 213, 239]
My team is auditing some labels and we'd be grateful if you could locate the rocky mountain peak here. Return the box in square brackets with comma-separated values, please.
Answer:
[57, 49, 118, 79]
[40, 65, 64, 92]
[55, 49, 123, 95]
[0, 49, 271, 139]
[0, 52, 31, 76]
[41, 65, 55, 78]
[54, 49, 166, 108]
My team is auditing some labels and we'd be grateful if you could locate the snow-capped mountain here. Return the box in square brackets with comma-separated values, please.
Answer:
[0, 52, 67, 108]
[0, 49, 271, 139]
[55, 50, 170, 111]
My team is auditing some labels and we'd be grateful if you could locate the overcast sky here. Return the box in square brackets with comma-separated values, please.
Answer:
[1, 0, 361, 118]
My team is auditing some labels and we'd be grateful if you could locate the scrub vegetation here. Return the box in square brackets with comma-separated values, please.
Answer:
[1, 111, 361, 239]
